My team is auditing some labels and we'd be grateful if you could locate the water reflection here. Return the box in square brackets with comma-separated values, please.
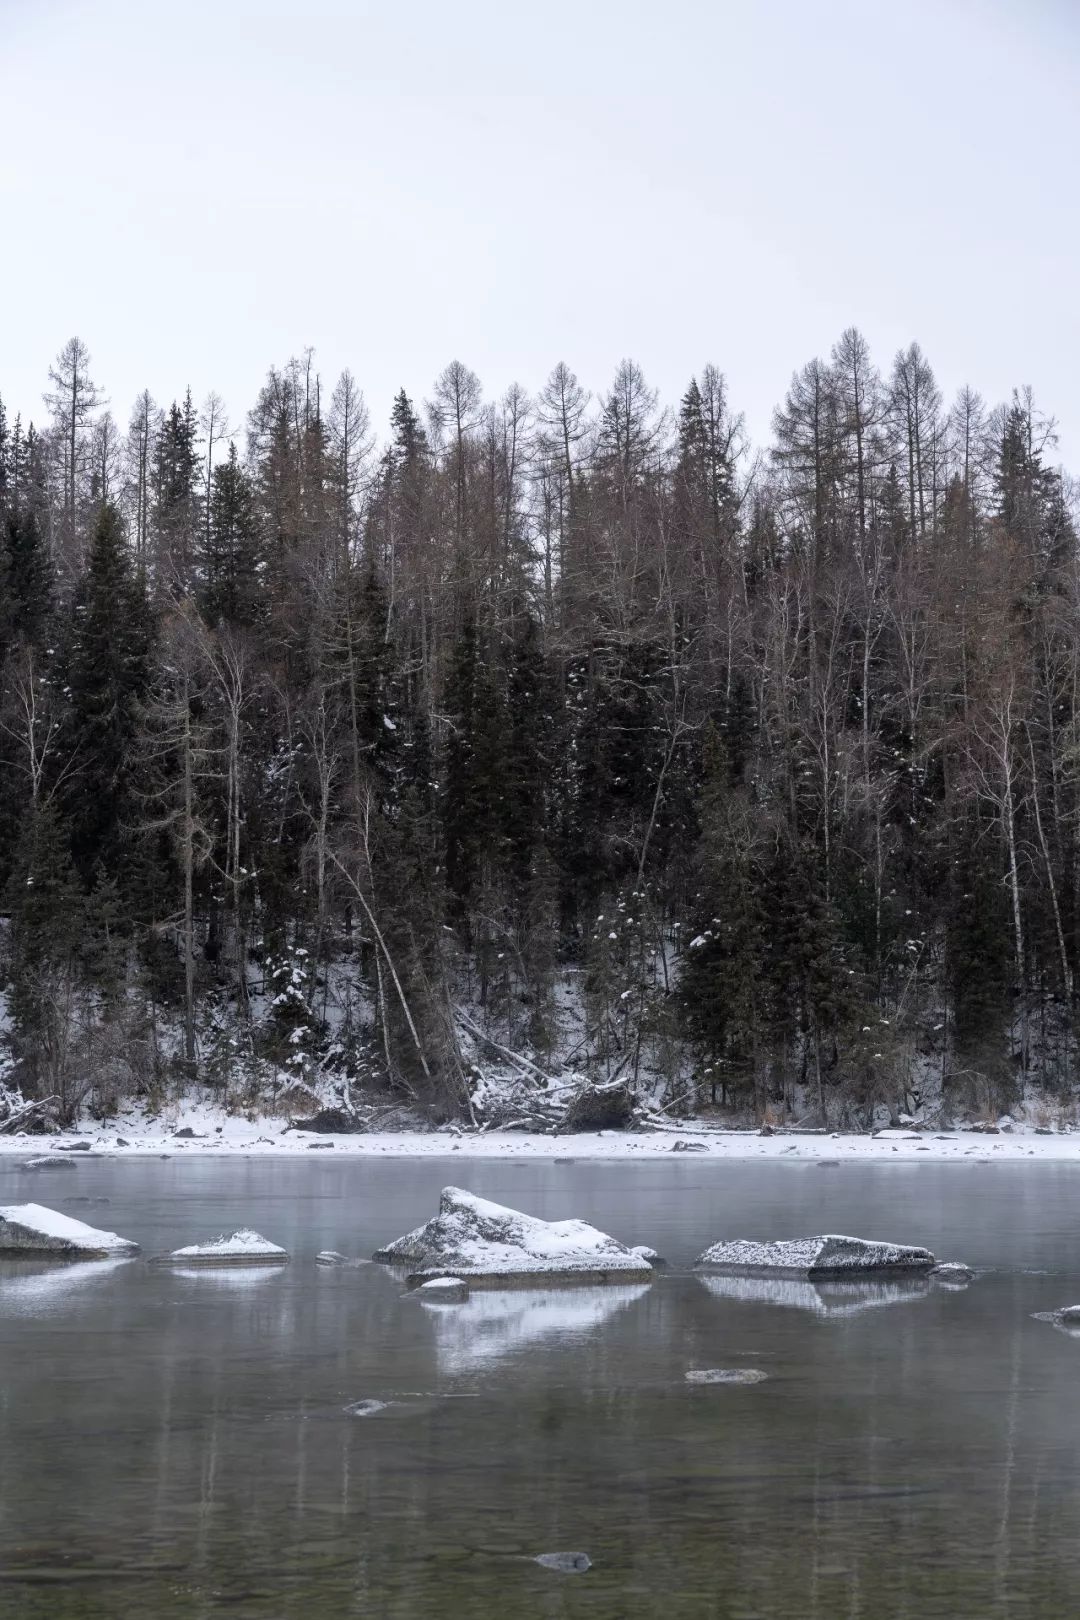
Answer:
[0, 1257, 134, 1316]
[2, 1156, 1080, 1618]
[699, 1271, 931, 1317]
[424, 1283, 650, 1374]
[169, 1265, 287, 1287]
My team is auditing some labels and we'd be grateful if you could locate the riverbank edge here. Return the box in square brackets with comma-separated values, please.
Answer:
[1, 1115, 1078, 1164]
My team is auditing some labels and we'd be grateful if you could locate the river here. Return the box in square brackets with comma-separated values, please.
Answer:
[1, 1153, 1079, 1617]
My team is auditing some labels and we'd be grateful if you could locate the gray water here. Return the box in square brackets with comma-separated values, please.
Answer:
[1, 1154, 1080, 1618]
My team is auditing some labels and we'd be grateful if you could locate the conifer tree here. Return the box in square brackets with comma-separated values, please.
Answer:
[202, 443, 261, 625]
[64, 502, 153, 886]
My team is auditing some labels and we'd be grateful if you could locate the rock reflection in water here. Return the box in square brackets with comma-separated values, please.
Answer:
[426, 1283, 650, 1374]
[0, 1257, 135, 1316]
[698, 1270, 930, 1317]
[169, 1265, 287, 1287]
[3, 1155, 1080, 1619]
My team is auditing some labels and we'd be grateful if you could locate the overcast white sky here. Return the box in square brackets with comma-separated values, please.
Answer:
[2, 0, 1077, 465]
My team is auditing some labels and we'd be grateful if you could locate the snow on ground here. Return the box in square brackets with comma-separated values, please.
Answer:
[3, 1099, 1080, 1162]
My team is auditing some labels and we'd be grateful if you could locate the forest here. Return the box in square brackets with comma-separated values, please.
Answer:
[0, 332, 1076, 1129]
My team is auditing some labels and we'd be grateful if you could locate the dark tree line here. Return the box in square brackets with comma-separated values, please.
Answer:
[0, 333, 1076, 1125]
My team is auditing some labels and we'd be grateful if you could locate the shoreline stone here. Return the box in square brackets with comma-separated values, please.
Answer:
[694, 1233, 935, 1278]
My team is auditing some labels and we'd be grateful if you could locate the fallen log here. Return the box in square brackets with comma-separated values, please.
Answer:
[0, 1095, 61, 1135]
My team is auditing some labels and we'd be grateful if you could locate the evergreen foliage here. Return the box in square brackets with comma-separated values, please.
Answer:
[0, 335, 1078, 1122]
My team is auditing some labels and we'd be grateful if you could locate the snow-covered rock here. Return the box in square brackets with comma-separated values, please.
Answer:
[694, 1233, 935, 1277]
[699, 1272, 930, 1318]
[0, 1202, 139, 1257]
[417, 1275, 469, 1302]
[631, 1244, 665, 1265]
[929, 1262, 974, 1285]
[373, 1186, 652, 1283]
[1033, 1305, 1080, 1335]
[165, 1229, 289, 1266]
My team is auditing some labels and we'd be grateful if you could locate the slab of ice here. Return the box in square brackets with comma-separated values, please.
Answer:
[373, 1187, 652, 1283]
[166, 1229, 289, 1266]
[694, 1234, 934, 1277]
[0, 1202, 139, 1257]
[699, 1271, 930, 1318]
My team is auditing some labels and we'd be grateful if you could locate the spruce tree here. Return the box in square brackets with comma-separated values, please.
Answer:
[202, 443, 261, 625]
[3, 503, 53, 648]
[64, 502, 153, 887]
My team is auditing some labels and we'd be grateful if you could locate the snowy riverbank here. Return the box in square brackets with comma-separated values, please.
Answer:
[2, 1104, 1080, 1164]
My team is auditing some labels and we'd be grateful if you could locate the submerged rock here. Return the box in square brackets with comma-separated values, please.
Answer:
[929, 1262, 974, 1285]
[0, 1202, 139, 1258]
[315, 1250, 368, 1267]
[24, 1157, 77, 1170]
[694, 1234, 935, 1277]
[165, 1229, 289, 1266]
[344, 1399, 390, 1417]
[685, 1368, 769, 1385]
[535, 1551, 591, 1573]
[417, 1275, 469, 1302]
[373, 1186, 653, 1284]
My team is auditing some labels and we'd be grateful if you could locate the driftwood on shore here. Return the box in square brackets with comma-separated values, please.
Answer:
[0, 1095, 61, 1136]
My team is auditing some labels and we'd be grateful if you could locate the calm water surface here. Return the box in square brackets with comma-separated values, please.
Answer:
[1, 1154, 1080, 1618]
